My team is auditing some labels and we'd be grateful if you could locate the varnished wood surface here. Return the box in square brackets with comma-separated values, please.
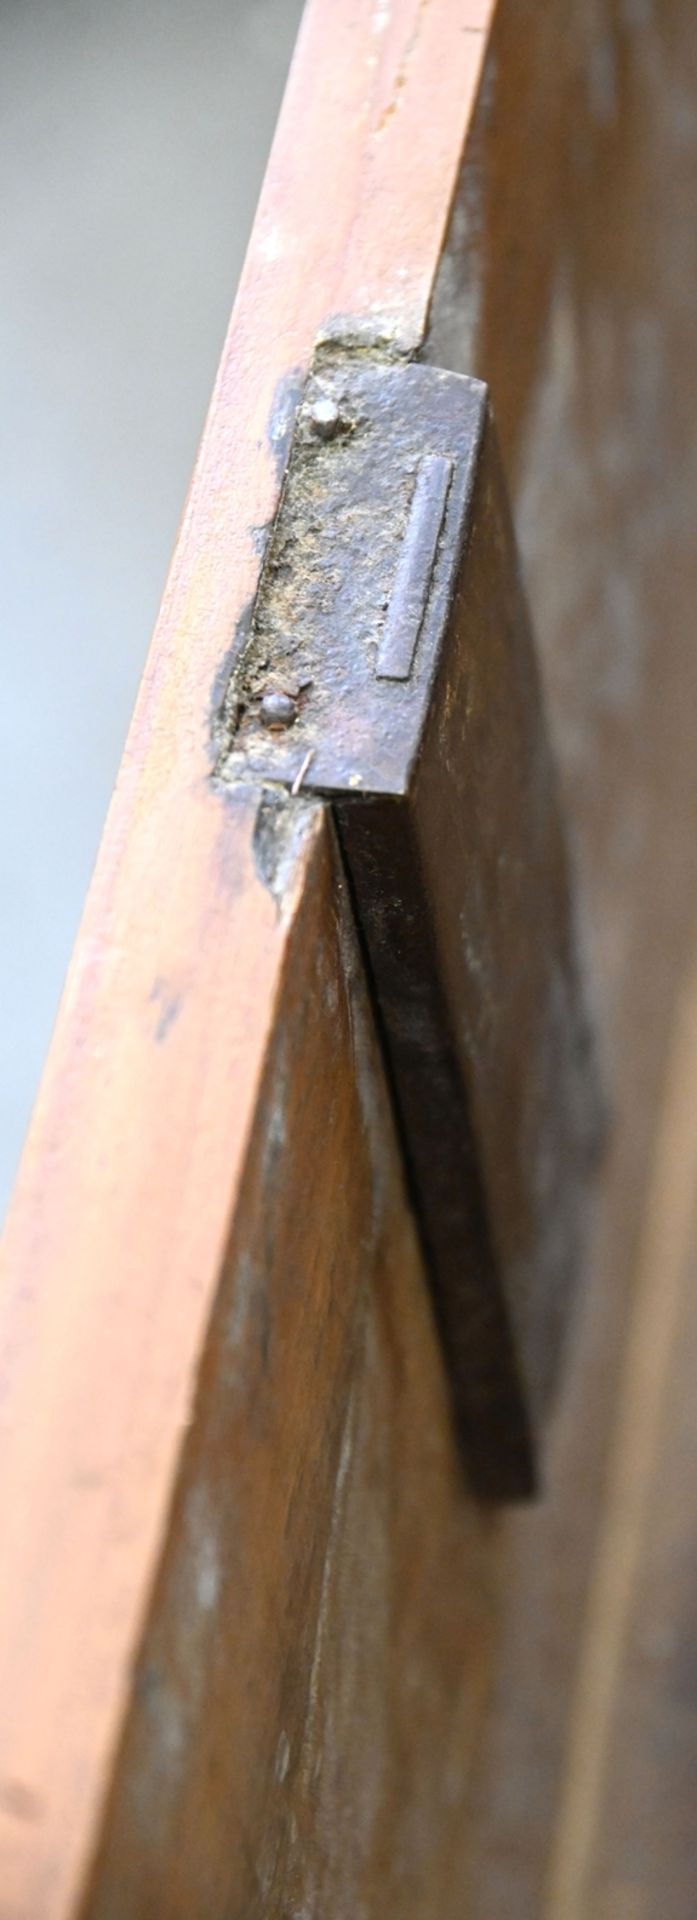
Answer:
[549, 931, 697, 1918]
[0, 794, 322, 1918]
[0, 4, 496, 1915]
[427, 3, 697, 1913]
[83, 818, 500, 1920]
[3, 0, 697, 1913]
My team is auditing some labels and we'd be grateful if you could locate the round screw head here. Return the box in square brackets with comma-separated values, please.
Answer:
[259, 688, 297, 730]
[307, 394, 343, 441]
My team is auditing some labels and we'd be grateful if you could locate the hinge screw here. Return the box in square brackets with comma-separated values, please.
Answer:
[307, 395, 344, 441]
[259, 688, 298, 730]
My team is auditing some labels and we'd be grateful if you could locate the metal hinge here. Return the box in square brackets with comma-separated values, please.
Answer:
[216, 352, 601, 1501]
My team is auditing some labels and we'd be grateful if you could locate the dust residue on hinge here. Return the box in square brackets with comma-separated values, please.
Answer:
[212, 343, 489, 805]
[210, 327, 419, 767]
[213, 339, 418, 782]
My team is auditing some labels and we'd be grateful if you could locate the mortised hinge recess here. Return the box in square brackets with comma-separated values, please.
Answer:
[216, 352, 601, 1503]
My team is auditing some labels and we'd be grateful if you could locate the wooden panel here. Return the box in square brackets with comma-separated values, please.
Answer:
[0, 795, 321, 1918]
[81, 816, 499, 1919]
[426, 1, 697, 1912]
[0, 4, 499, 1916]
[4, 0, 697, 1912]
[549, 930, 697, 1918]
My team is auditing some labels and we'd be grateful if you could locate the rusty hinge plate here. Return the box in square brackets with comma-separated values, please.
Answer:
[217, 354, 600, 1501]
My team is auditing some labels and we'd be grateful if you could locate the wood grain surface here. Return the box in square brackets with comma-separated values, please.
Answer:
[3, 0, 697, 1914]
[426, 3, 697, 1913]
[82, 815, 501, 1920]
[0, 4, 496, 1915]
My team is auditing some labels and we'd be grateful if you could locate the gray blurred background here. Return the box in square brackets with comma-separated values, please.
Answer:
[0, 0, 303, 1219]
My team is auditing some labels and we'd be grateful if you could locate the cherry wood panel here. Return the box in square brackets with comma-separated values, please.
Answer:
[3, 1, 697, 1914]
[426, 3, 697, 1912]
[82, 815, 499, 1920]
[0, 4, 498, 1915]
